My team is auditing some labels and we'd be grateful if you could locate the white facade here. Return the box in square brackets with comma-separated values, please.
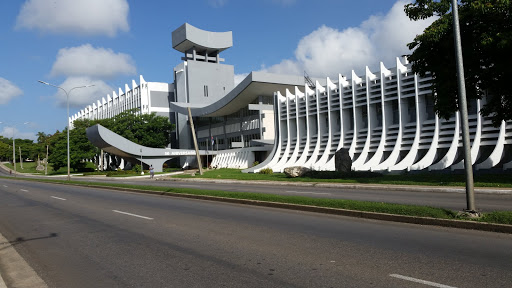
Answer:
[246, 57, 512, 173]
[69, 75, 172, 128]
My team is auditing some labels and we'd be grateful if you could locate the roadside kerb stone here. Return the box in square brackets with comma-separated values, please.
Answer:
[160, 177, 512, 195]
[0, 232, 47, 288]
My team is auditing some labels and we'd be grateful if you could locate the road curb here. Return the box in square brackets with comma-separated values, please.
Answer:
[159, 177, 512, 195]
[66, 183, 512, 234]
[0, 232, 48, 288]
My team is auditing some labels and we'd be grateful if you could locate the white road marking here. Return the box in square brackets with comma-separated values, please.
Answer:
[389, 274, 457, 288]
[51, 196, 67, 201]
[112, 210, 153, 220]
[20, 189, 29, 192]
[285, 191, 332, 195]
[2, 185, 7, 188]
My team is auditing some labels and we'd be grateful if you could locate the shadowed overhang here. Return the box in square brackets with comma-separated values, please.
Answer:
[169, 71, 305, 117]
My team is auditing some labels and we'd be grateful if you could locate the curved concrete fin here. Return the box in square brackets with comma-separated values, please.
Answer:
[86, 124, 201, 172]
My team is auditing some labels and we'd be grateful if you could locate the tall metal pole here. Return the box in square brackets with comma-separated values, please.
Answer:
[188, 107, 203, 175]
[66, 90, 70, 181]
[38, 81, 94, 181]
[46, 145, 48, 176]
[451, 0, 476, 212]
[12, 130, 16, 177]
[19, 146, 23, 169]
[140, 148, 144, 175]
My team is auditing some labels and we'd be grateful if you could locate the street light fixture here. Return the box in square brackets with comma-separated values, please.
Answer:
[38, 80, 94, 181]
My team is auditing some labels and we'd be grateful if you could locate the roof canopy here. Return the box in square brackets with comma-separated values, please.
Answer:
[172, 23, 233, 54]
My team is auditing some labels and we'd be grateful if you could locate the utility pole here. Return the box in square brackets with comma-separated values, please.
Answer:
[188, 107, 203, 175]
[140, 149, 144, 175]
[46, 145, 48, 176]
[451, 0, 476, 213]
[12, 130, 16, 178]
[19, 146, 23, 169]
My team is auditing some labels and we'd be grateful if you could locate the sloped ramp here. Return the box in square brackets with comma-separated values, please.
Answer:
[86, 124, 210, 172]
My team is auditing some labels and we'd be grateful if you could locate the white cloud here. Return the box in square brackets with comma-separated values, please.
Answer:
[0, 78, 23, 105]
[16, 0, 129, 37]
[50, 77, 114, 108]
[262, 0, 435, 78]
[0, 126, 36, 141]
[50, 44, 136, 78]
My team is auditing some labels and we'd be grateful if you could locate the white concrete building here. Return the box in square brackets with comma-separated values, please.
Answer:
[245, 57, 512, 173]
[70, 75, 173, 130]
[73, 23, 511, 173]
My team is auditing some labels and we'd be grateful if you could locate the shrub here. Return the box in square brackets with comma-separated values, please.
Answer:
[106, 170, 136, 177]
[252, 161, 259, 167]
[133, 164, 141, 173]
[259, 168, 273, 174]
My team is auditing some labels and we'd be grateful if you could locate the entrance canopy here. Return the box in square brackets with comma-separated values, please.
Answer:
[86, 124, 213, 172]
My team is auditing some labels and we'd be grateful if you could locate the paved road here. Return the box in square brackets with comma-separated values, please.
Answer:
[2, 163, 512, 212]
[1, 178, 511, 287]
[73, 175, 512, 212]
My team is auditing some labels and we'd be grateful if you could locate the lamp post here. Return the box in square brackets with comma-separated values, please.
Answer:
[140, 148, 144, 175]
[39, 81, 94, 181]
[450, 0, 476, 213]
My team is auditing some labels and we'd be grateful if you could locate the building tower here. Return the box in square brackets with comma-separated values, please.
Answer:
[172, 23, 235, 153]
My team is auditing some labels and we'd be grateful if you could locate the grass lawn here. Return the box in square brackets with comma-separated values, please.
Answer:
[173, 168, 512, 188]
[4, 161, 95, 175]
[3, 161, 46, 174]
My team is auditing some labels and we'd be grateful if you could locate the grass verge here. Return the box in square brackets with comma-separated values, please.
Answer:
[174, 168, 512, 188]
[6, 176, 512, 226]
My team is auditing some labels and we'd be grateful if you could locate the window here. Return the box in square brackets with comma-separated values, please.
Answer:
[204, 85, 209, 97]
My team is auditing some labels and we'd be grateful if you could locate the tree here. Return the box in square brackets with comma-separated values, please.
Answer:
[70, 119, 101, 170]
[405, 0, 512, 126]
[103, 109, 174, 148]
[0, 140, 11, 162]
[45, 110, 174, 171]
[47, 130, 66, 171]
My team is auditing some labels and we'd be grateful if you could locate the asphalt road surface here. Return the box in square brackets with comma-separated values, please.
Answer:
[75, 175, 512, 212]
[1, 178, 511, 287]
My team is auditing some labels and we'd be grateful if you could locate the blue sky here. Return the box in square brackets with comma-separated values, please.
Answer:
[0, 0, 434, 141]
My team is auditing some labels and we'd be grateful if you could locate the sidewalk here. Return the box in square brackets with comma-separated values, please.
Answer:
[158, 176, 512, 195]
[3, 161, 512, 195]
[0, 232, 47, 288]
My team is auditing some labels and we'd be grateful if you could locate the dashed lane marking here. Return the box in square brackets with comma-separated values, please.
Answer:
[50, 196, 66, 201]
[20, 189, 29, 192]
[389, 274, 457, 288]
[112, 210, 153, 220]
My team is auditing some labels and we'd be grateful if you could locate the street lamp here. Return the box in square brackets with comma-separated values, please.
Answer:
[450, 0, 476, 214]
[38, 80, 94, 181]
[140, 148, 144, 175]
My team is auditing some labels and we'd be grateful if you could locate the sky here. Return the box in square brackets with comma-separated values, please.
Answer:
[0, 0, 435, 141]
